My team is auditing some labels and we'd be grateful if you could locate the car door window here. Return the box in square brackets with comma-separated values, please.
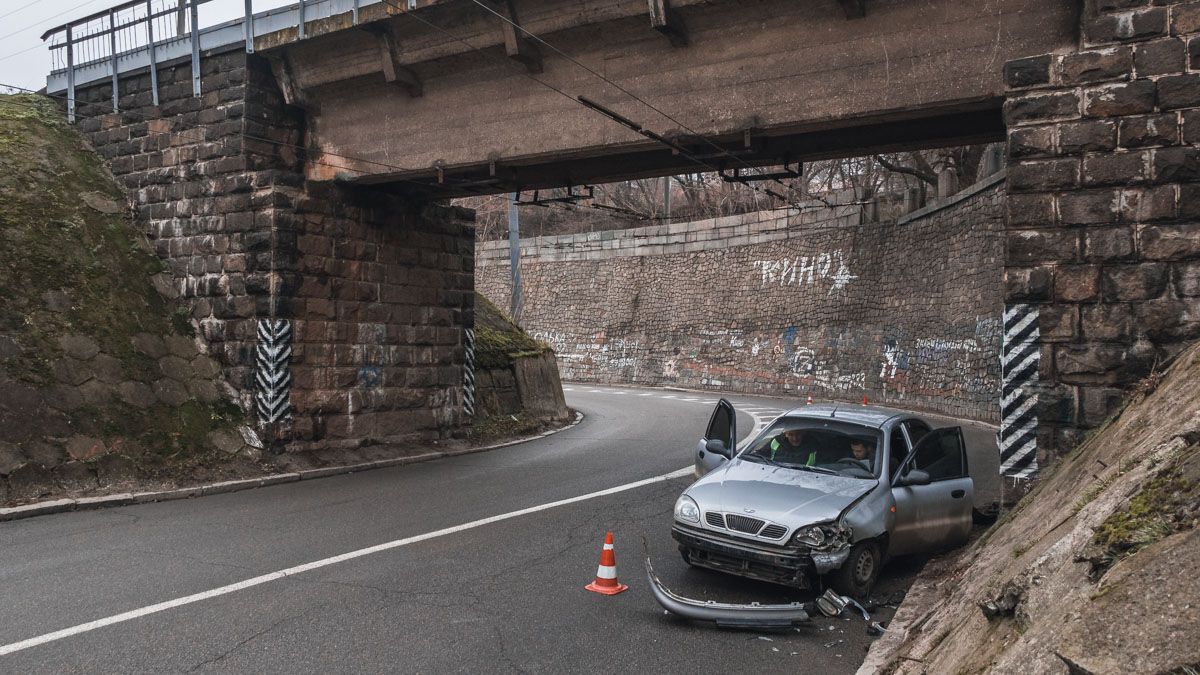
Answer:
[704, 399, 736, 453]
[889, 427, 909, 478]
[907, 427, 966, 482]
[903, 420, 931, 446]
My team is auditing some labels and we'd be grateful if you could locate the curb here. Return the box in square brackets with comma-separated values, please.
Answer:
[0, 411, 584, 524]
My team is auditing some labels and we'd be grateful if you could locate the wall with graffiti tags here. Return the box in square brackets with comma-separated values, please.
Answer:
[477, 176, 1007, 423]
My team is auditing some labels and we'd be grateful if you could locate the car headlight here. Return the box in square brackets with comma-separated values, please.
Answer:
[674, 495, 700, 523]
[792, 525, 826, 548]
[791, 523, 852, 550]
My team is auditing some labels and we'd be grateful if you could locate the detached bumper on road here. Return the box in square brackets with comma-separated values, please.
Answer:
[645, 557, 811, 628]
[671, 524, 815, 588]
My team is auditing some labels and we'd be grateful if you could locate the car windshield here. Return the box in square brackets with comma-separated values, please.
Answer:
[739, 418, 882, 480]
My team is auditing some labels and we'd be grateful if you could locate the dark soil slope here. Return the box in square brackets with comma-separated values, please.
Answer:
[0, 94, 255, 506]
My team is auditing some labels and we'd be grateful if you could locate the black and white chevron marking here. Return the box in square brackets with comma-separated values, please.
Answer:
[255, 318, 293, 425]
[463, 327, 476, 417]
[999, 304, 1039, 478]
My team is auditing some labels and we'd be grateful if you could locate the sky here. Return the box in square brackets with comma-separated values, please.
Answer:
[0, 0, 295, 93]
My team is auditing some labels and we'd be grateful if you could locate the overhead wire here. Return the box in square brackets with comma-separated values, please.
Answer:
[377, 0, 799, 208]
[461, 0, 805, 198]
[0, 0, 112, 43]
[0, 0, 43, 23]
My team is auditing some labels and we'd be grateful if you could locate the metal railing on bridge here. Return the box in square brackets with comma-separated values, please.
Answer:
[41, 0, 404, 123]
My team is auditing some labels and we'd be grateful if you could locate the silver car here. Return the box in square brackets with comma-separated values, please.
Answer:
[672, 400, 973, 598]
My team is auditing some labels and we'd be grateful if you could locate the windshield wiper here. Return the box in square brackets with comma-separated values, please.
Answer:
[786, 464, 839, 475]
[744, 454, 786, 468]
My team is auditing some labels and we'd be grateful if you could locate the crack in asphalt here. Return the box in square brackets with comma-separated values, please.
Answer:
[183, 613, 297, 673]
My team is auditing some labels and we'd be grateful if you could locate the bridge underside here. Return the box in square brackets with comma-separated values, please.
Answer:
[66, 0, 1200, 478]
[257, 0, 1075, 198]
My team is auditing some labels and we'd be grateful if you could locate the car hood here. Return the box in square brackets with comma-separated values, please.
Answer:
[685, 458, 876, 526]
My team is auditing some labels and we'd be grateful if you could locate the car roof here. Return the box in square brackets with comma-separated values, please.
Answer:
[775, 403, 912, 429]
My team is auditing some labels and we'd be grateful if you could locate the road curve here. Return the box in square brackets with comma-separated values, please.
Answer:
[0, 384, 998, 673]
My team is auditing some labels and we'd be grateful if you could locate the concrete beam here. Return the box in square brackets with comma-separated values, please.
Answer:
[649, 0, 687, 47]
[363, 24, 423, 97]
[266, 53, 314, 111]
[494, 0, 544, 73]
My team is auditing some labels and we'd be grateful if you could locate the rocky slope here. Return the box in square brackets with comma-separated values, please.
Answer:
[0, 94, 258, 506]
[860, 341, 1200, 674]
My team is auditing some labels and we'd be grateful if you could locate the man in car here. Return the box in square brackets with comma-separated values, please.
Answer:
[769, 429, 817, 465]
[849, 437, 876, 472]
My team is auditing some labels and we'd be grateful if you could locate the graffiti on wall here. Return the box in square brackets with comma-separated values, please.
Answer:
[752, 251, 858, 293]
[477, 181, 1007, 423]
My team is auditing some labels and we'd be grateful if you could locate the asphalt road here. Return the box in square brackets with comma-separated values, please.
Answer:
[0, 385, 999, 673]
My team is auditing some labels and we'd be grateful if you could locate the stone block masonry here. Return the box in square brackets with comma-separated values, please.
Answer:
[72, 47, 475, 449]
[478, 179, 1006, 424]
[1004, 0, 1200, 465]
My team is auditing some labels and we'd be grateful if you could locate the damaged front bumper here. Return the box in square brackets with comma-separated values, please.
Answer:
[645, 557, 810, 628]
[671, 524, 849, 587]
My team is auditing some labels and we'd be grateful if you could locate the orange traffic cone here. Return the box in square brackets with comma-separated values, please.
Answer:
[806, 395, 813, 405]
[585, 532, 629, 595]
[862, 395, 870, 405]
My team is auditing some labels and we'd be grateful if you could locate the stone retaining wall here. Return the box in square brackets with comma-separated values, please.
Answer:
[478, 177, 1006, 423]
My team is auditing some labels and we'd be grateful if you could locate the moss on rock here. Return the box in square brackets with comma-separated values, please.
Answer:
[0, 94, 247, 503]
[472, 292, 550, 369]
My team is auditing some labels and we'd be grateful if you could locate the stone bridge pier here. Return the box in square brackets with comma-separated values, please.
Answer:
[73, 51, 475, 450]
[1003, 0, 1200, 471]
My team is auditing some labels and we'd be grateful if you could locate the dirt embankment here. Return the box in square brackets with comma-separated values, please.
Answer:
[0, 94, 264, 507]
[861, 342, 1200, 674]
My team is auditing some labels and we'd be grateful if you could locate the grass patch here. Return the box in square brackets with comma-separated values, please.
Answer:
[1088, 444, 1199, 576]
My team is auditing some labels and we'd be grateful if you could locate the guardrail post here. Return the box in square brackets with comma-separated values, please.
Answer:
[109, 10, 119, 112]
[297, 0, 306, 39]
[66, 24, 76, 123]
[189, 0, 201, 96]
[146, 0, 159, 105]
[244, 0, 255, 53]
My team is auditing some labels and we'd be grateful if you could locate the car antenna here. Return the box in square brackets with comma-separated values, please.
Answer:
[830, 405, 839, 418]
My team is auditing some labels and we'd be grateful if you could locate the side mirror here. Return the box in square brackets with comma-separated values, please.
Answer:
[705, 438, 731, 458]
[898, 469, 931, 487]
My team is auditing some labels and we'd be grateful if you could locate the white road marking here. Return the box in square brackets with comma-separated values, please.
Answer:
[0, 466, 694, 657]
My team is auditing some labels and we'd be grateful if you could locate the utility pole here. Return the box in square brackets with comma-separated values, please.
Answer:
[507, 193, 523, 325]
[662, 176, 671, 222]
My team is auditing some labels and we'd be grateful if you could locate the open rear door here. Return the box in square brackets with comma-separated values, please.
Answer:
[694, 398, 737, 477]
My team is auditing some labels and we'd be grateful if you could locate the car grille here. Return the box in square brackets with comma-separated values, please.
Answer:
[705, 512, 725, 528]
[760, 524, 788, 539]
[724, 514, 765, 534]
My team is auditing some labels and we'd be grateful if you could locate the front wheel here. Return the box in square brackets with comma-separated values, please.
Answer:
[827, 540, 881, 599]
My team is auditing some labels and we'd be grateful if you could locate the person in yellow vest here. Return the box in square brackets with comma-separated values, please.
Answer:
[769, 428, 817, 465]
